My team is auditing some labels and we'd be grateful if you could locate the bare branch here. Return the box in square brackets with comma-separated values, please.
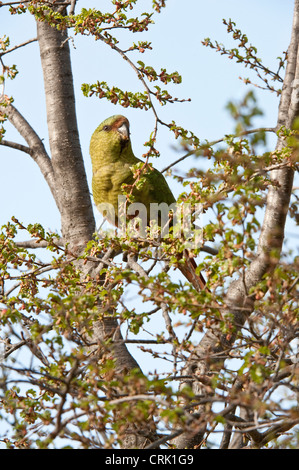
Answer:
[255, 419, 299, 448]
[0, 38, 37, 57]
[172, 1, 299, 449]
[162, 127, 277, 174]
[0, 1, 70, 6]
[125, 253, 175, 337]
[0, 103, 59, 208]
[97, 33, 168, 151]
[0, 139, 31, 154]
[15, 237, 63, 249]
[3, 339, 27, 358]
[69, 0, 76, 15]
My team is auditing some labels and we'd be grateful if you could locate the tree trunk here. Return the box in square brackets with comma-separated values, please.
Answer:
[36, 18, 94, 249]
[172, 0, 298, 449]
[36, 15, 152, 449]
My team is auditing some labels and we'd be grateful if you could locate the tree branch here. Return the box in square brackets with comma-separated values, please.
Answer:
[172, 0, 298, 449]
[36, 15, 154, 449]
[162, 127, 277, 174]
[0, 139, 31, 154]
[0, 38, 37, 57]
[36, 18, 94, 248]
[15, 237, 63, 249]
[0, 103, 59, 208]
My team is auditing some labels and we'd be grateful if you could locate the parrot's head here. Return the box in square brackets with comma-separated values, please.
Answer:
[90, 115, 132, 164]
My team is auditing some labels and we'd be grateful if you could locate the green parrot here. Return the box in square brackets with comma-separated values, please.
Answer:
[90, 114, 206, 290]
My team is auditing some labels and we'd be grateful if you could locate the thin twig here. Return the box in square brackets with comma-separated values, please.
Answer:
[15, 237, 63, 249]
[162, 127, 277, 173]
[0, 1, 69, 5]
[125, 253, 176, 338]
[0, 38, 37, 57]
[69, 0, 76, 15]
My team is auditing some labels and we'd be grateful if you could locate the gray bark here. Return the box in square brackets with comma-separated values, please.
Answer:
[1, 11, 147, 447]
[36, 19, 94, 249]
[1, 1, 296, 450]
[0, 104, 58, 207]
[35, 15, 150, 448]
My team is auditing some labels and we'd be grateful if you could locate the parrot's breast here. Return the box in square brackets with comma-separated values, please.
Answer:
[92, 161, 135, 224]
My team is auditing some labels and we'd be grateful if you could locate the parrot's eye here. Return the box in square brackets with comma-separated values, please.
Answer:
[102, 125, 110, 131]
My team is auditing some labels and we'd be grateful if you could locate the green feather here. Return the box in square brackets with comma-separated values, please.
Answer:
[90, 115, 175, 226]
[90, 115, 207, 291]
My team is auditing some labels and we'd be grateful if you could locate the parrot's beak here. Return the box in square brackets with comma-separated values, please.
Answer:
[118, 122, 130, 139]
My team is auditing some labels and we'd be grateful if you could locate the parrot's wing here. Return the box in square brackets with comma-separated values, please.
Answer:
[146, 168, 176, 206]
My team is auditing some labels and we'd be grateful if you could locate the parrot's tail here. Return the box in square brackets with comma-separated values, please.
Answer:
[178, 250, 206, 291]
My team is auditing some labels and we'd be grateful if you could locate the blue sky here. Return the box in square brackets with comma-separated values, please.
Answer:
[0, 0, 295, 234]
[0, 2, 298, 431]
